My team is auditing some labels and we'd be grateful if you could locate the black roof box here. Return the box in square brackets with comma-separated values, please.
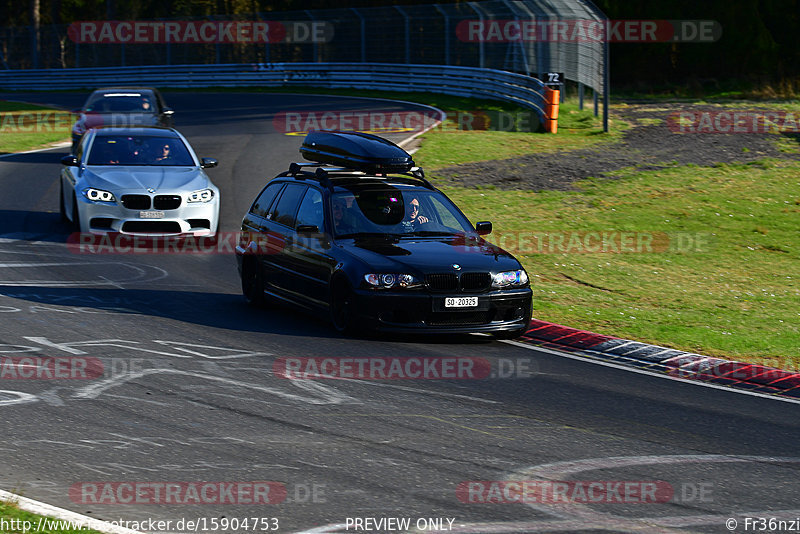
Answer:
[300, 131, 415, 174]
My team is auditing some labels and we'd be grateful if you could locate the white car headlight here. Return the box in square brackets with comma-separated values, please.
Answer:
[82, 188, 116, 203]
[188, 189, 215, 203]
[492, 269, 529, 288]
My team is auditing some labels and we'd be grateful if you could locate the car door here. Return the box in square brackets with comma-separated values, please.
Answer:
[281, 186, 337, 308]
[260, 183, 307, 300]
[241, 181, 284, 291]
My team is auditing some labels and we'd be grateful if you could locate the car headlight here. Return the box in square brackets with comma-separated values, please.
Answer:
[364, 273, 421, 289]
[82, 188, 116, 203]
[187, 189, 215, 203]
[492, 269, 529, 288]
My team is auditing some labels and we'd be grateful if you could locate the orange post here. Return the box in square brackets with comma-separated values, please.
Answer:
[543, 87, 560, 133]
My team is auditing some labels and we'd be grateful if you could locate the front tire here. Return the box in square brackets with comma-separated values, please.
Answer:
[241, 257, 266, 307]
[330, 278, 355, 334]
[59, 181, 68, 223]
[71, 194, 82, 232]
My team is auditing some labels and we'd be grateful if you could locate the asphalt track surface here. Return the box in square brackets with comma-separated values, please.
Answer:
[0, 92, 798, 534]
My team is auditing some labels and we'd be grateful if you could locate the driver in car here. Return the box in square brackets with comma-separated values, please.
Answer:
[401, 197, 429, 231]
[332, 198, 357, 233]
[154, 141, 173, 163]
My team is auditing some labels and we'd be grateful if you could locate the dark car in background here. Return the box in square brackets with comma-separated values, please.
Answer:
[71, 87, 174, 153]
[235, 131, 532, 337]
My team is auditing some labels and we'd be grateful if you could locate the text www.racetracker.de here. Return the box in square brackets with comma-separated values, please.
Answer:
[0, 516, 280, 532]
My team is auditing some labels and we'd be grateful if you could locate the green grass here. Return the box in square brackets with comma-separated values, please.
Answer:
[0, 101, 72, 154]
[413, 98, 628, 170]
[0, 500, 105, 533]
[429, 159, 800, 370]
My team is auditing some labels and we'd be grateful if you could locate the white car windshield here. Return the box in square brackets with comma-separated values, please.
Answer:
[87, 136, 194, 166]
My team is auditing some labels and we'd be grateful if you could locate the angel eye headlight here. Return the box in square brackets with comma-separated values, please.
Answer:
[82, 188, 116, 203]
[188, 189, 214, 203]
[492, 269, 528, 288]
[364, 273, 421, 289]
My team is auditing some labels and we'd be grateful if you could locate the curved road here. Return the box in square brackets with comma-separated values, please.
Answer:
[0, 92, 797, 534]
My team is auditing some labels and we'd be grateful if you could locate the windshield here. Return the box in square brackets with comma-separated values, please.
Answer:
[85, 93, 155, 113]
[331, 188, 475, 238]
[87, 135, 195, 166]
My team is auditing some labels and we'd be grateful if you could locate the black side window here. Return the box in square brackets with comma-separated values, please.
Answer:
[251, 182, 284, 218]
[269, 184, 307, 228]
[294, 188, 324, 229]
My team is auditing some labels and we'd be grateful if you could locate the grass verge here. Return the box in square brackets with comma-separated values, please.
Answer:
[0, 101, 72, 154]
[434, 158, 800, 370]
[0, 500, 106, 533]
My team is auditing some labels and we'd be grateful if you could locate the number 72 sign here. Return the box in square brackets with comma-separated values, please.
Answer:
[540, 72, 564, 85]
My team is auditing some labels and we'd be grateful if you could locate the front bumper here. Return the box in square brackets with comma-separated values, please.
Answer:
[350, 286, 533, 334]
[77, 194, 219, 236]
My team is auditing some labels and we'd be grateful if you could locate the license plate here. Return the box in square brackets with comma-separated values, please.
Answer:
[445, 296, 479, 308]
[139, 211, 165, 219]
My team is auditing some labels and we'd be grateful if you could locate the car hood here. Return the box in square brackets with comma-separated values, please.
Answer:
[82, 167, 209, 193]
[78, 112, 159, 129]
[341, 235, 523, 273]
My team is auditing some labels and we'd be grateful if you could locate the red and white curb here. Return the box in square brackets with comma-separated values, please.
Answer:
[518, 319, 800, 398]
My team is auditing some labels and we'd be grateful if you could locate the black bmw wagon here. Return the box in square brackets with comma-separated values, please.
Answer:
[235, 131, 532, 337]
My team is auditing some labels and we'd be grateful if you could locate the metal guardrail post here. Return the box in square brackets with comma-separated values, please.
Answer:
[350, 8, 366, 63]
[467, 2, 485, 69]
[603, 31, 609, 132]
[579, 82, 584, 110]
[394, 6, 411, 65]
[433, 4, 450, 66]
[503, 0, 533, 75]
[305, 10, 318, 62]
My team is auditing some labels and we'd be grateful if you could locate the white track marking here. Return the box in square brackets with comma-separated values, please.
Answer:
[339, 378, 500, 404]
[0, 390, 39, 406]
[73, 368, 360, 406]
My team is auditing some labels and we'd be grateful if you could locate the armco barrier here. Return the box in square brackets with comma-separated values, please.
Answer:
[0, 62, 555, 132]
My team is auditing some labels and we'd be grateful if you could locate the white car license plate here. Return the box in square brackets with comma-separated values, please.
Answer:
[445, 296, 479, 308]
[139, 211, 165, 219]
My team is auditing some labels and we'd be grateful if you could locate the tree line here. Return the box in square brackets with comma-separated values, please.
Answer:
[3, 0, 799, 87]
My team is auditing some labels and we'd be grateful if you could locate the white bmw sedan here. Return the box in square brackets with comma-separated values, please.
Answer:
[60, 127, 219, 237]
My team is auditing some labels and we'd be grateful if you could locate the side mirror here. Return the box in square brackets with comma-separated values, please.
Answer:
[61, 155, 79, 167]
[475, 221, 492, 236]
[201, 158, 218, 169]
[296, 224, 320, 235]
